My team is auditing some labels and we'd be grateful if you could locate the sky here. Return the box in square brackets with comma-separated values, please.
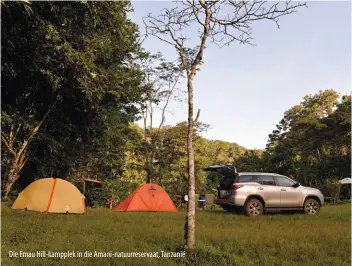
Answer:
[129, 1, 351, 150]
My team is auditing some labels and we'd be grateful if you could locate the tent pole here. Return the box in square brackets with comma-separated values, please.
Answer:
[83, 181, 86, 195]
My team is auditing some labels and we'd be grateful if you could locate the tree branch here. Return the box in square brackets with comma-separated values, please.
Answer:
[1, 132, 16, 156]
[12, 94, 55, 169]
[158, 72, 181, 130]
[194, 109, 201, 124]
[190, 1, 210, 73]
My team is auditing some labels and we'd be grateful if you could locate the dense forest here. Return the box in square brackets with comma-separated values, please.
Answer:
[1, 2, 350, 206]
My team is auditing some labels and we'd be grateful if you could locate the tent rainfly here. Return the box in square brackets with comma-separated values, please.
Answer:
[12, 178, 86, 214]
[114, 183, 177, 212]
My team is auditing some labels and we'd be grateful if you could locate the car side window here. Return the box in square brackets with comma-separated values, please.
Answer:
[237, 175, 259, 183]
[258, 175, 276, 186]
[276, 176, 296, 187]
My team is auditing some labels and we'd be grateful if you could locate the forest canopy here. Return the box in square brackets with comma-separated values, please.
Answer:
[1, 1, 350, 205]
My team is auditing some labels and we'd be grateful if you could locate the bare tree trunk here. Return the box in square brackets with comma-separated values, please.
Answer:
[2, 145, 28, 200]
[146, 165, 152, 183]
[3, 167, 19, 200]
[142, 108, 152, 184]
[186, 79, 196, 249]
[2, 99, 53, 199]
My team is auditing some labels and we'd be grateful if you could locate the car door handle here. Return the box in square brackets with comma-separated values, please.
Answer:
[258, 187, 264, 190]
[281, 188, 286, 191]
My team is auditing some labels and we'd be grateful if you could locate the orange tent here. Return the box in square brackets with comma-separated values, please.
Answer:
[114, 183, 177, 212]
[12, 178, 86, 214]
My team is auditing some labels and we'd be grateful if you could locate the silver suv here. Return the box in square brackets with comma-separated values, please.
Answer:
[204, 165, 324, 217]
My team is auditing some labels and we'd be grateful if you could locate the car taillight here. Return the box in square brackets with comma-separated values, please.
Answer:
[232, 184, 243, 190]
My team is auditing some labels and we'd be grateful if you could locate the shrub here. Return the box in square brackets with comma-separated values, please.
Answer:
[326, 178, 342, 203]
[91, 179, 138, 208]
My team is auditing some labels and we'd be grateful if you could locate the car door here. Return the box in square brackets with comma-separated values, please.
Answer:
[275, 175, 302, 207]
[256, 175, 281, 207]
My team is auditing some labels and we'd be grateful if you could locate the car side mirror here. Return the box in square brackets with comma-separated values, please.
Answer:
[292, 182, 300, 188]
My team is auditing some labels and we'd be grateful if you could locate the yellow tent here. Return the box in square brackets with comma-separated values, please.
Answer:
[12, 178, 86, 214]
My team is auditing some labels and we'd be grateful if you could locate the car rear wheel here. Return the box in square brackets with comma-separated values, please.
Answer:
[245, 198, 263, 217]
[303, 198, 320, 215]
[223, 206, 243, 214]
[222, 206, 235, 212]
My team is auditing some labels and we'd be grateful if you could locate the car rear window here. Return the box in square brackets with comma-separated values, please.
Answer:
[237, 175, 260, 183]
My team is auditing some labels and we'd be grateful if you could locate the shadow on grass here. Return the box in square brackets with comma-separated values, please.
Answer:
[201, 209, 305, 216]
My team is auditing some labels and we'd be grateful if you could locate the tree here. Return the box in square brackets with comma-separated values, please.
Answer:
[138, 51, 183, 183]
[143, 0, 306, 249]
[265, 90, 350, 186]
[1, 1, 144, 198]
[234, 149, 264, 172]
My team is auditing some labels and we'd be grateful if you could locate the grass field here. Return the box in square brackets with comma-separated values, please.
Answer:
[1, 203, 351, 266]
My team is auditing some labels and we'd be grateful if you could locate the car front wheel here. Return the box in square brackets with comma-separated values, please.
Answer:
[303, 198, 320, 215]
[245, 198, 263, 217]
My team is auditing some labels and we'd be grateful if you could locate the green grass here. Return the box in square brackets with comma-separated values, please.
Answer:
[2, 203, 351, 266]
